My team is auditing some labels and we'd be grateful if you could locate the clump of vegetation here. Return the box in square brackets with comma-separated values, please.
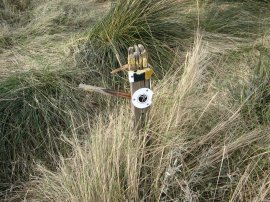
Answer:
[73, 0, 195, 77]
[1, 0, 31, 11]
[237, 46, 270, 124]
[0, 2, 112, 189]
[27, 36, 270, 201]
[0, 68, 100, 192]
[1, 0, 270, 200]
[202, 1, 270, 38]
[0, 0, 110, 74]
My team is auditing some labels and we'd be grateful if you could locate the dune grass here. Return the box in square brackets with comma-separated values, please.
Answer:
[230, 45, 270, 125]
[0, 0, 110, 75]
[25, 35, 270, 201]
[0, 2, 112, 187]
[0, 68, 106, 194]
[0, 0, 270, 201]
[73, 0, 196, 78]
[202, 0, 270, 38]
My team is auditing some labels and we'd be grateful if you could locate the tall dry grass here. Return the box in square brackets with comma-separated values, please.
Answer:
[25, 34, 270, 201]
[1, 0, 270, 200]
[0, 0, 111, 194]
[0, 0, 110, 75]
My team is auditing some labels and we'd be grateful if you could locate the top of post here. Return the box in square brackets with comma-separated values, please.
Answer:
[128, 44, 148, 71]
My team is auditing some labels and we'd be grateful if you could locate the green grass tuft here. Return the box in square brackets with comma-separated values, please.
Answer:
[73, 0, 195, 78]
[0, 68, 99, 191]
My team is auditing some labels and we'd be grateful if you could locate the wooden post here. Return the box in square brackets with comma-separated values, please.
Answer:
[128, 44, 153, 128]
[80, 44, 153, 129]
[79, 45, 154, 198]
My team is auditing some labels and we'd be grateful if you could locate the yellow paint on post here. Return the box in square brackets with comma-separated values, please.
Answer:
[145, 68, 154, 80]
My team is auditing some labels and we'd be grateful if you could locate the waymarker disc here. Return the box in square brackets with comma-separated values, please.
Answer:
[131, 88, 153, 109]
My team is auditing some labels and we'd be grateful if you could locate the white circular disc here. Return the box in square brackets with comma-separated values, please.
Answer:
[131, 88, 153, 109]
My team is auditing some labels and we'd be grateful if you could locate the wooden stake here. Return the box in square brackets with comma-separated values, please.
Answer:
[110, 64, 129, 74]
[129, 44, 151, 128]
[79, 44, 153, 130]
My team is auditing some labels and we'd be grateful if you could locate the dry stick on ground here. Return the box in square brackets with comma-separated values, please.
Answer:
[79, 84, 131, 99]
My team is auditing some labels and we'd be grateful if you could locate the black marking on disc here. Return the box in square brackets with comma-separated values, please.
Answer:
[138, 94, 148, 103]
